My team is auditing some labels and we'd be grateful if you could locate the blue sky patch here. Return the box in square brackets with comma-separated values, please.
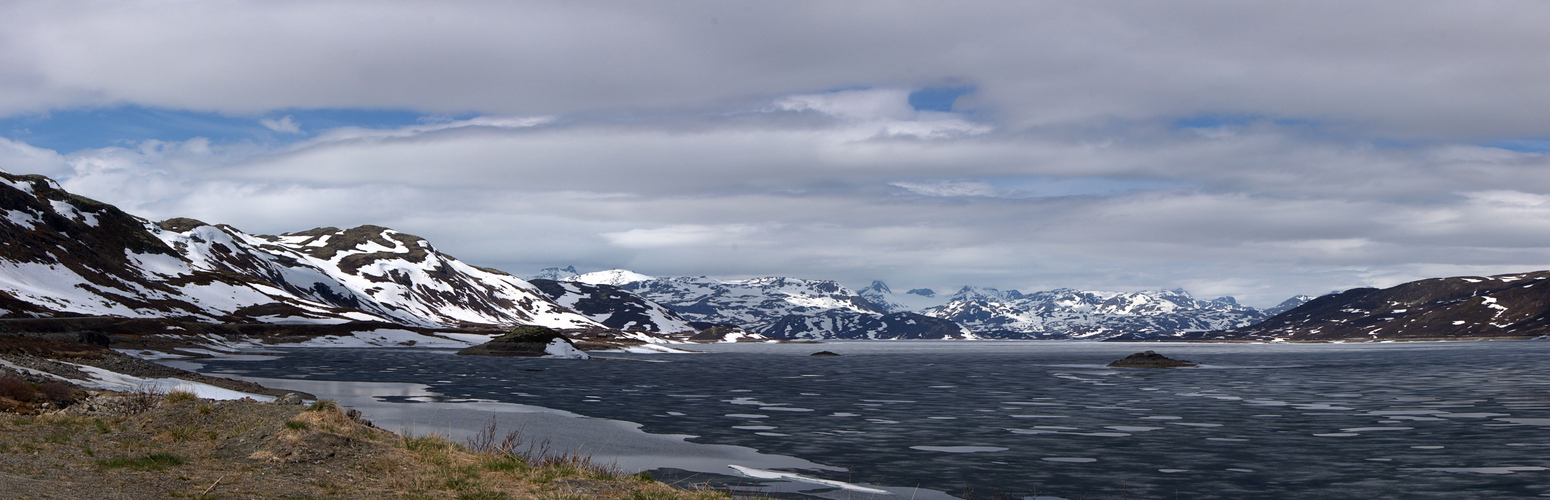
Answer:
[0, 106, 441, 154]
[1483, 139, 1550, 154]
[909, 87, 974, 112]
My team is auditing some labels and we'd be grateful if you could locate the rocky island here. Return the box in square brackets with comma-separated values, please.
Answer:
[456, 325, 591, 359]
[1107, 350, 1198, 368]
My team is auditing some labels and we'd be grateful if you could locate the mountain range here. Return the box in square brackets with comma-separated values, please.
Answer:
[6, 168, 1540, 343]
[535, 268, 1307, 340]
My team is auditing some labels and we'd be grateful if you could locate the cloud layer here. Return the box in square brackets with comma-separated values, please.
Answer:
[3, 2, 1550, 307]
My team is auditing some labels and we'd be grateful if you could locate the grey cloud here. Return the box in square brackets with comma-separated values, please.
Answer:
[6, 1, 1550, 308]
[5, 2, 1550, 140]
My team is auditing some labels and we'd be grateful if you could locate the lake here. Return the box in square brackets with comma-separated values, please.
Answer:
[191, 340, 1550, 499]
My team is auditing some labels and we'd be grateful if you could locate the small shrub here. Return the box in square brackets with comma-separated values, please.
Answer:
[39, 382, 75, 403]
[456, 492, 510, 500]
[121, 386, 166, 414]
[93, 419, 111, 434]
[284, 420, 310, 431]
[98, 452, 186, 471]
[164, 390, 198, 404]
[0, 378, 36, 402]
[307, 399, 338, 413]
[43, 432, 71, 444]
[196, 404, 214, 415]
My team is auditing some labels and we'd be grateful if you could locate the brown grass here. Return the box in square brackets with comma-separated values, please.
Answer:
[3, 392, 734, 499]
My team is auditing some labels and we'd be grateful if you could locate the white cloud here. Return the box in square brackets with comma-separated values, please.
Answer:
[602, 224, 762, 249]
[260, 115, 301, 133]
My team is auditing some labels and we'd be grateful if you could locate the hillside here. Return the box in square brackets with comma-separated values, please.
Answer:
[1182, 271, 1550, 342]
[1, 170, 607, 333]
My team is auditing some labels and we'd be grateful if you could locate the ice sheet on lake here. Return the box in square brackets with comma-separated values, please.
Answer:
[729, 465, 892, 494]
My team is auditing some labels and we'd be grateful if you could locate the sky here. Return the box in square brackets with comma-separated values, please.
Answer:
[3, 1, 1550, 308]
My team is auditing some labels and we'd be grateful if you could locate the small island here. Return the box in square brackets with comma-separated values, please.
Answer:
[457, 325, 590, 359]
[810, 351, 841, 356]
[1107, 350, 1197, 368]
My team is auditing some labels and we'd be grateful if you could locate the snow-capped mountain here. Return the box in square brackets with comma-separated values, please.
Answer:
[561, 271, 970, 339]
[1263, 294, 1316, 316]
[526, 279, 697, 338]
[857, 280, 952, 313]
[920, 287, 1268, 340]
[530, 265, 580, 281]
[572, 269, 656, 287]
[1195, 271, 1550, 342]
[0, 170, 601, 330]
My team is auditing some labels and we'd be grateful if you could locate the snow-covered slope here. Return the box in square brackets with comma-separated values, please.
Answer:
[857, 281, 952, 313]
[572, 269, 655, 287]
[526, 278, 697, 340]
[921, 288, 1267, 340]
[577, 273, 969, 339]
[1263, 295, 1316, 316]
[0, 170, 602, 330]
[1199, 271, 1550, 342]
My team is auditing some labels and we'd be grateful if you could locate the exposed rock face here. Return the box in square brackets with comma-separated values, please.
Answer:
[1107, 351, 1197, 368]
[456, 325, 588, 359]
[1193, 271, 1550, 342]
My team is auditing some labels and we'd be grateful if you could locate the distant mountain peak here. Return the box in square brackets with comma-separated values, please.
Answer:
[573, 269, 655, 286]
[531, 265, 580, 281]
[862, 280, 892, 294]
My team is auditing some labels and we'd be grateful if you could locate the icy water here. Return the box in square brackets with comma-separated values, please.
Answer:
[198, 341, 1550, 499]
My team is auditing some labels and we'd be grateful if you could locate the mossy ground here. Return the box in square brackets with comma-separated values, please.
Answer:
[0, 393, 734, 499]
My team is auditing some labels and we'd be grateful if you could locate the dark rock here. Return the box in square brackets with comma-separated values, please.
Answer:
[1107, 350, 1196, 368]
[810, 351, 840, 356]
[457, 325, 578, 357]
[76, 331, 111, 347]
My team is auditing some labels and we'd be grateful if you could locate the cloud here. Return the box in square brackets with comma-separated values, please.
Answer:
[260, 115, 300, 133]
[5, 2, 1550, 307]
[3, 2, 1550, 140]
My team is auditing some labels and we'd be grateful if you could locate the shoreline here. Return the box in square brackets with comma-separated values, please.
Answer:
[190, 352, 954, 499]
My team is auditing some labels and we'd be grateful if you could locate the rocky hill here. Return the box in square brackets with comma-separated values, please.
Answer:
[1185, 271, 1550, 342]
[527, 279, 699, 340]
[0, 170, 602, 332]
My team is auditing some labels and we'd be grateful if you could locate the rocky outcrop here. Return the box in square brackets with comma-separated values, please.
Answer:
[456, 325, 589, 359]
[1107, 351, 1196, 368]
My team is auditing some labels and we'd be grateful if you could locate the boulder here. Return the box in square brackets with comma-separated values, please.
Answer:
[1107, 350, 1196, 368]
